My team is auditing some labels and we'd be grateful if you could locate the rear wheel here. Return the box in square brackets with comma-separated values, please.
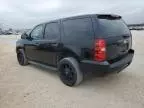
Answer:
[58, 57, 83, 86]
[17, 49, 28, 66]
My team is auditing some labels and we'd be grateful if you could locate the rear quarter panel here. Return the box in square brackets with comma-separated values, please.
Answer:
[60, 16, 95, 61]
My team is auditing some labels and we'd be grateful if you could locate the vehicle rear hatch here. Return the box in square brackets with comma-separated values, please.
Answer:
[96, 15, 132, 62]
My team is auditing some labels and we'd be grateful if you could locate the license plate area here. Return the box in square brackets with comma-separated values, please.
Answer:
[119, 40, 129, 53]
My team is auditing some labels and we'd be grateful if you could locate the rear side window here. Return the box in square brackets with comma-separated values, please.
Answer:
[62, 18, 93, 46]
[44, 22, 59, 40]
[98, 18, 130, 37]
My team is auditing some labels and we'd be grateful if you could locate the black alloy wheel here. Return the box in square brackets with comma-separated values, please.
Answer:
[17, 52, 24, 65]
[60, 63, 77, 86]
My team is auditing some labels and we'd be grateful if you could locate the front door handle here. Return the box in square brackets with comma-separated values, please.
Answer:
[34, 43, 40, 46]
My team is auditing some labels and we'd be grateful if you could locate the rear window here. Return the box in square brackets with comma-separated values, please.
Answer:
[98, 18, 130, 37]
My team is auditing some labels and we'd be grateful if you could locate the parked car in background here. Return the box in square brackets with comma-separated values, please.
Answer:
[16, 14, 134, 86]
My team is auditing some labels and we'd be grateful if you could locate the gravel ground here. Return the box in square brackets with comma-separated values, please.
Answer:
[0, 31, 144, 108]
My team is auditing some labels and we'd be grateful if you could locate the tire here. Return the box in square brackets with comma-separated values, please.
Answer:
[58, 57, 83, 86]
[17, 49, 28, 66]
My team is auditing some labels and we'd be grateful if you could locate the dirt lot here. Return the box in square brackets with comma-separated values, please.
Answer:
[0, 31, 144, 108]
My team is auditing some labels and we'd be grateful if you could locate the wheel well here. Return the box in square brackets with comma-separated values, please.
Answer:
[57, 52, 80, 64]
[16, 47, 24, 53]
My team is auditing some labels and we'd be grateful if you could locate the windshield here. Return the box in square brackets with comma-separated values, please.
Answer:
[98, 18, 130, 37]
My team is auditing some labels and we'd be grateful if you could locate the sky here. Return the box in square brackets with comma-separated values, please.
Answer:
[0, 0, 144, 29]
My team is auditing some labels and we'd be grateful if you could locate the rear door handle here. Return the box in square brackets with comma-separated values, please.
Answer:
[48, 43, 58, 47]
[51, 43, 58, 46]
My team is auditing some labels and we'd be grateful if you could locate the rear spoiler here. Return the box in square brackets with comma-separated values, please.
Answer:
[97, 14, 122, 19]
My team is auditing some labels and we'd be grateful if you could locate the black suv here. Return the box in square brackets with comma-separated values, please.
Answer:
[16, 14, 134, 86]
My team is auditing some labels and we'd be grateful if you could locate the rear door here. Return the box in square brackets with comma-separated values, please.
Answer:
[97, 15, 132, 61]
[37, 22, 60, 66]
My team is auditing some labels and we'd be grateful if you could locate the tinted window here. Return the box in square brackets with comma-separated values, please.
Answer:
[31, 25, 43, 40]
[26, 30, 31, 35]
[63, 18, 93, 46]
[44, 22, 59, 40]
[98, 19, 130, 37]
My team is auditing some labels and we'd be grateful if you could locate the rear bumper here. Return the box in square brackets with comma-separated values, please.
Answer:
[80, 49, 134, 73]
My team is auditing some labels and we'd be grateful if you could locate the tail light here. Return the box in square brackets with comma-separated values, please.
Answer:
[94, 39, 106, 62]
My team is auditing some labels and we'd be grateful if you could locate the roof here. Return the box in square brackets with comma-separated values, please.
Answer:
[39, 13, 121, 25]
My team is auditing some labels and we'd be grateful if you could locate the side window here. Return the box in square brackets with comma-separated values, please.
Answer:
[62, 18, 93, 46]
[44, 22, 59, 40]
[31, 25, 43, 40]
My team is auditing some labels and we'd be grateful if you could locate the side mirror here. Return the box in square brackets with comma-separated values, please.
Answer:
[21, 33, 29, 39]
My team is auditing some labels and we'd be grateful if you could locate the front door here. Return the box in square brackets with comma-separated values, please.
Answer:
[25, 24, 44, 61]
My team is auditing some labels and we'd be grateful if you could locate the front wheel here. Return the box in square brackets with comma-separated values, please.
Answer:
[17, 49, 28, 66]
[58, 57, 83, 86]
